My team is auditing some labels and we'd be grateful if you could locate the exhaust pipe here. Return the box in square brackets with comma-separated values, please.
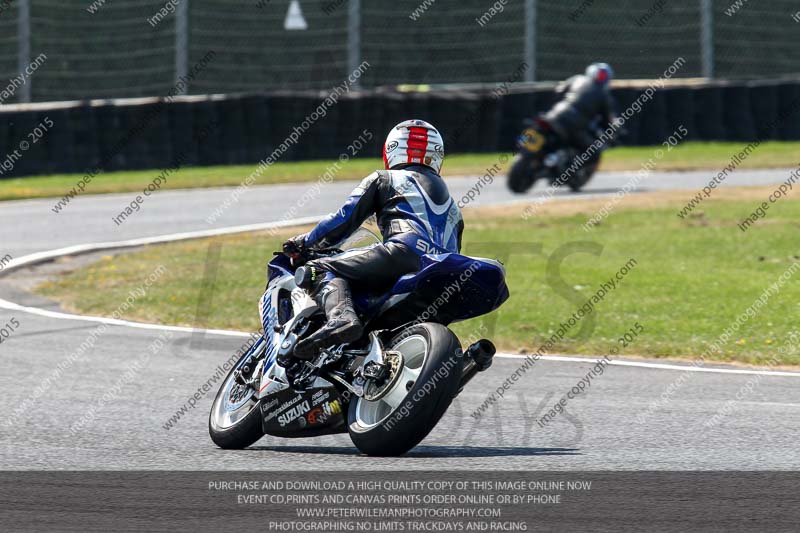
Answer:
[457, 339, 496, 394]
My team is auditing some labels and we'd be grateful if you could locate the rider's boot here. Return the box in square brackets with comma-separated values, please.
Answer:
[294, 275, 363, 360]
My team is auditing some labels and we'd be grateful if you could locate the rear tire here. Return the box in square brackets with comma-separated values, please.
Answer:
[507, 153, 537, 194]
[347, 323, 463, 456]
[568, 157, 600, 192]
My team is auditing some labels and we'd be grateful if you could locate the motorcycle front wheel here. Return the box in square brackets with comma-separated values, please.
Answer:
[347, 323, 463, 456]
[507, 153, 537, 193]
[208, 337, 267, 449]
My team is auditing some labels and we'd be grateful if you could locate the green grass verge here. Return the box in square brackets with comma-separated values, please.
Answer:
[3, 141, 800, 202]
[36, 190, 800, 366]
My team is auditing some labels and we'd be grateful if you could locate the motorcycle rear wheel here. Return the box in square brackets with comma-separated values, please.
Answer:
[568, 157, 600, 192]
[347, 323, 463, 456]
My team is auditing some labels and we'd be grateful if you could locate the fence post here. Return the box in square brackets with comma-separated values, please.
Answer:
[524, 0, 536, 82]
[347, 0, 361, 87]
[175, 0, 189, 93]
[17, 0, 31, 102]
[700, 0, 713, 78]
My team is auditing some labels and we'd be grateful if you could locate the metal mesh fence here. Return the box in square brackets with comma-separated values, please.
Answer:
[29, 0, 175, 101]
[1, 0, 799, 104]
[0, 1, 20, 95]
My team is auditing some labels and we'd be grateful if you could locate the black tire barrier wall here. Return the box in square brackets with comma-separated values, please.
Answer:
[2, 79, 800, 179]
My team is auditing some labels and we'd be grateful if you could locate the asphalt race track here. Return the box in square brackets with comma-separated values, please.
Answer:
[1, 169, 799, 470]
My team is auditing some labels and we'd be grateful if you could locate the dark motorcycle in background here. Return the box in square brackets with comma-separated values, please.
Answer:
[507, 116, 617, 194]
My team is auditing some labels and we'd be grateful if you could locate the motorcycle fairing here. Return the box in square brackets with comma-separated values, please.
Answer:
[354, 253, 509, 327]
[261, 385, 347, 438]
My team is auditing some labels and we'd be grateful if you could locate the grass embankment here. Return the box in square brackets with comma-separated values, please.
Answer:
[37, 185, 800, 366]
[2, 141, 799, 202]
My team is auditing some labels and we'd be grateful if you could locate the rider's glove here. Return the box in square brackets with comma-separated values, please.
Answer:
[282, 234, 308, 260]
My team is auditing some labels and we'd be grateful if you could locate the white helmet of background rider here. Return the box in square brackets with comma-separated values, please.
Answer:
[383, 119, 445, 175]
[585, 62, 614, 86]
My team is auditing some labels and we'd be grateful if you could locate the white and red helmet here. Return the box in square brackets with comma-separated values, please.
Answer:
[383, 119, 444, 174]
[586, 62, 613, 85]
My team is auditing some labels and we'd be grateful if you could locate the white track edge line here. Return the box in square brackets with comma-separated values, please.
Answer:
[0, 298, 251, 338]
[495, 354, 800, 378]
[2, 218, 799, 378]
[0, 216, 324, 276]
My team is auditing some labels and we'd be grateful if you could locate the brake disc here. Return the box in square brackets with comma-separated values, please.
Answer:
[363, 351, 404, 402]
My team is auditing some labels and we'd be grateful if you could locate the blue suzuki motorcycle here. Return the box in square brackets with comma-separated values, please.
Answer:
[209, 229, 508, 456]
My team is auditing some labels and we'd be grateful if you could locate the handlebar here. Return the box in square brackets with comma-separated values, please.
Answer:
[273, 247, 343, 265]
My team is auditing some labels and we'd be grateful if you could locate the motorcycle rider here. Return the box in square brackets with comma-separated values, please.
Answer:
[543, 62, 617, 168]
[283, 120, 464, 359]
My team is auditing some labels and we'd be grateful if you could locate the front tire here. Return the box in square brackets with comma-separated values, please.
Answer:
[209, 338, 266, 449]
[507, 153, 537, 194]
[347, 323, 463, 456]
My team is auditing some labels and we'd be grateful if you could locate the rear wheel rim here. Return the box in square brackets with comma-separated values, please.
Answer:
[355, 334, 428, 429]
